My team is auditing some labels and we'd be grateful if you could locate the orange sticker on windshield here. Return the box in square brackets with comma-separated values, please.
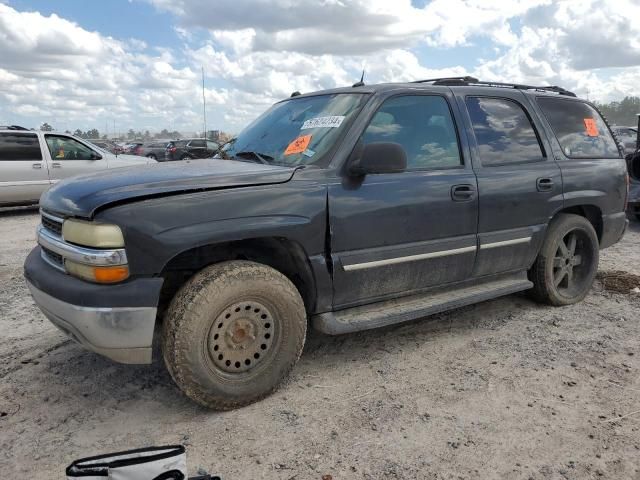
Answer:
[284, 134, 312, 155]
[584, 118, 599, 137]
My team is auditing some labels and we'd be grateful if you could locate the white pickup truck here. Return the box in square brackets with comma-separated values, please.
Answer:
[0, 126, 154, 207]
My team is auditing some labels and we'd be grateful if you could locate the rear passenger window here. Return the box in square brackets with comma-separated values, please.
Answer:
[362, 95, 461, 170]
[190, 140, 205, 148]
[466, 97, 544, 166]
[0, 133, 42, 161]
[537, 98, 620, 158]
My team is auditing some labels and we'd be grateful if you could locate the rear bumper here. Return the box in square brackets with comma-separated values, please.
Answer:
[24, 247, 163, 364]
[601, 212, 628, 249]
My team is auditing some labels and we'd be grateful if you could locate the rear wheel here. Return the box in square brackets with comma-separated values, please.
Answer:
[529, 214, 599, 306]
[162, 260, 307, 410]
[147, 154, 157, 160]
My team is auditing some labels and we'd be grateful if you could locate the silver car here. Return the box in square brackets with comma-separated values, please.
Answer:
[0, 128, 154, 207]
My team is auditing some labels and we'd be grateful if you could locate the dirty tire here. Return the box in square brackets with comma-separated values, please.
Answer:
[528, 214, 599, 306]
[162, 260, 306, 410]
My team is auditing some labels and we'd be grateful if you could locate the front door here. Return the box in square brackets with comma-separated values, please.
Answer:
[0, 131, 50, 205]
[329, 93, 478, 308]
[454, 89, 563, 276]
[44, 134, 107, 182]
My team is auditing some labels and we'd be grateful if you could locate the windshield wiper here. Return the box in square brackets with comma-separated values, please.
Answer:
[234, 151, 273, 164]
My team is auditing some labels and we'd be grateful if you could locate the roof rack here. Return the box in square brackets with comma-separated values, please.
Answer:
[412, 76, 576, 97]
[0, 125, 29, 130]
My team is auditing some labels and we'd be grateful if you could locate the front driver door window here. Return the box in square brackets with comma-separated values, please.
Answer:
[44, 135, 104, 181]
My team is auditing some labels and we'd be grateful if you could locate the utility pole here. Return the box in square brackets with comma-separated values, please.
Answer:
[202, 66, 207, 139]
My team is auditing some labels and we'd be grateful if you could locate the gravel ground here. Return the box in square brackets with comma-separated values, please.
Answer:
[1, 208, 639, 480]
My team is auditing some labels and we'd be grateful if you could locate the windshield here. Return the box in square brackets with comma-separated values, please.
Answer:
[220, 93, 367, 166]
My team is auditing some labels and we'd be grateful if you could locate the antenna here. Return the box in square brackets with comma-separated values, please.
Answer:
[202, 66, 207, 140]
[352, 69, 365, 88]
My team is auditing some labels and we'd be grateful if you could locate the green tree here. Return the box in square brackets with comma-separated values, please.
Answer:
[595, 96, 640, 126]
[86, 128, 99, 139]
[40, 122, 53, 131]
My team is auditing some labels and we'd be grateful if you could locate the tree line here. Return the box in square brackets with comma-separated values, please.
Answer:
[40, 122, 229, 141]
[595, 96, 640, 127]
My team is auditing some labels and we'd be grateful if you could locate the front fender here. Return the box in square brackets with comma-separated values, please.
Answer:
[96, 182, 327, 276]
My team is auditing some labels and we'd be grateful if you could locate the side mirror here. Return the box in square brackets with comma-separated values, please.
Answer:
[90, 151, 102, 160]
[349, 142, 407, 176]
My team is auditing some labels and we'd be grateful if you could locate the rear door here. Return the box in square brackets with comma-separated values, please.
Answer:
[0, 132, 50, 205]
[329, 92, 478, 308]
[44, 134, 107, 182]
[454, 89, 563, 276]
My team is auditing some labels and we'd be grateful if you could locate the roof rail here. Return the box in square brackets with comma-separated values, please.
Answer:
[0, 125, 29, 130]
[412, 77, 576, 97]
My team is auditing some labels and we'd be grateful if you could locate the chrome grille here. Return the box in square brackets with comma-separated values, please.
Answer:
[41, 211, 63, 237]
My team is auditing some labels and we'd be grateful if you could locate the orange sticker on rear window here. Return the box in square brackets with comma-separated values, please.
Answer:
[284, 134, 312, 155]
[584, 118, 599, 137]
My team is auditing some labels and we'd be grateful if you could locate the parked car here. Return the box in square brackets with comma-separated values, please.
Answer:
[609, 127, 640, 219]
[87, 139, 121, 155]
[25, 77, 628, 409]
[0, 128, 155, 207]
[164, 138, 219, 161]
[137, 141, 169, 160]
[612, 126, 638, 154]
[123, 142, 144, 155]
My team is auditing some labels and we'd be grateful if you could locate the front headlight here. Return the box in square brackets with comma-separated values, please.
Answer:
[62, 219, 125, 248]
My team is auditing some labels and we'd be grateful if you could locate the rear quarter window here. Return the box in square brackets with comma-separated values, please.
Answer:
[0, 133, 42, 161]
[537, 98, 620, 158]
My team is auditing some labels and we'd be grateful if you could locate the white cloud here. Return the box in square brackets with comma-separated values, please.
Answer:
[2, 0, 640, 134]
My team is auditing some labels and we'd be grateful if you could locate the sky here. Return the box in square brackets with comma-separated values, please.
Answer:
[2, 0, 640, 135]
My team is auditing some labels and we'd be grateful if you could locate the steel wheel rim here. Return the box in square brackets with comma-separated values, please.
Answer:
[207, 300, 276, 374]
[552, 228, 594, 297]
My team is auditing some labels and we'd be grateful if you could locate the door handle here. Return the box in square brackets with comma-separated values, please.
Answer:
[536, 177, 554, 192]
[51, 162, 62, 168]
[451, 184, 476, 201]
[32, 163, 42, 169]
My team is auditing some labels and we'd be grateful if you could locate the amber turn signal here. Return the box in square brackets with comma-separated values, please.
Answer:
[65, 260, 129, 284]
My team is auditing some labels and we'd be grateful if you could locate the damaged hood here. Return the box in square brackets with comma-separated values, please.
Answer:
[40, 159, 298, 218]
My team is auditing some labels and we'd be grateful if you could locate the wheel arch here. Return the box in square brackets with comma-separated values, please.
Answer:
[551, 204, 603, 243]
[159, 236, 317, 315]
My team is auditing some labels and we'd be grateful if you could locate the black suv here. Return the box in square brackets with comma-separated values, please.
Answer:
[25, 77, 628, 410]
[164, 138, 219, 161]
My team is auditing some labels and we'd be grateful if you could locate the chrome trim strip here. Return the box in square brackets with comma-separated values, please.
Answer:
[37, 224, 128, 266]
[342, 245, 477, 271]
[480, 237, 531, 250]
[40, 248, 66, 273]
[39, 209, 65, 224]
[0, 180, 50, 187]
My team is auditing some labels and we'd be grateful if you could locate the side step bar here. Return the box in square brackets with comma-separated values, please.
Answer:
[312, 272, 533, 335]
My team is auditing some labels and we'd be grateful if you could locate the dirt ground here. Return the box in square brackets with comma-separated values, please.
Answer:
[1, 208, 639, 480]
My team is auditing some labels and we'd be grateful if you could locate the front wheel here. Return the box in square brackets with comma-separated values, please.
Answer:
[147, 154, 157, 160]
[529, 214, 599, 306]
[162, 260, 307, 410]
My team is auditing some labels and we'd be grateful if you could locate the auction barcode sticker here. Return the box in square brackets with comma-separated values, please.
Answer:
[301, 116, 345, 130]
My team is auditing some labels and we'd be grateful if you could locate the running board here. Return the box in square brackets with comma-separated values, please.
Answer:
[312, 273, 533, 335]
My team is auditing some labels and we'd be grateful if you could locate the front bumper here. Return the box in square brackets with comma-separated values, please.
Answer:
[24, 247, 163, 364]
